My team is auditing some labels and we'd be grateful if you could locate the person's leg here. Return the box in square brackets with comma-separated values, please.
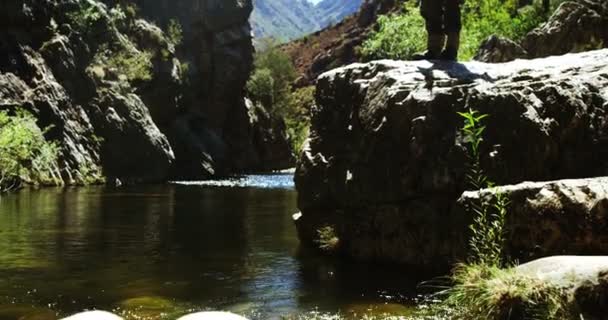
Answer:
[412, 0, 445, 60]
[440, 0, 462, 61]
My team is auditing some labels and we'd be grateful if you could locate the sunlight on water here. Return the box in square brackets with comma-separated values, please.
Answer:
[170, 173, 295, 189]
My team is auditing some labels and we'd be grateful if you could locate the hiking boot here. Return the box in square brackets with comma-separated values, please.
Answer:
[439, 32, 460, 61]
[412, 33, 445, 60]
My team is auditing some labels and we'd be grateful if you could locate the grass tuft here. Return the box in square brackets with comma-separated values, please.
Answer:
[437, 263, 570, 320]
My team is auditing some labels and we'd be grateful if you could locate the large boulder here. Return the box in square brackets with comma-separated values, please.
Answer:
[294, 49, 608, 270]
[88, 89, 175, 182]
[515, 256, 608, 319]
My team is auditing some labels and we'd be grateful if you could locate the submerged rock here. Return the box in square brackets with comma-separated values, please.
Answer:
[0, 304, 58, 320]
[295, 49, 608, 269]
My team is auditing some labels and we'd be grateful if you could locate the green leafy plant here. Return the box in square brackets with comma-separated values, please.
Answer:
[458, 109, 509, 267]
[247, 68, 276, 109]
[91, 44, 153, 83]
[360, 3, 426, 61]
[361, 0, 552, 61]
[285, 86, 314, 153]
[0, 109, 61, 193]
[67, 1, 105, 34]
[315, 226, 340, 253]
[166, 19, 184, 47]
[247, 40, 313, 154]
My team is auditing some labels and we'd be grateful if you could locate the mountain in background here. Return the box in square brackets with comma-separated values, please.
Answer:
[250, 0, 364, 42]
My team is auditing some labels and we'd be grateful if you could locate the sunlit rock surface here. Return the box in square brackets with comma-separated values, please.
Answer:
[295, 49, 608, 270]
[516, 256, 608, 318]
[460, 177, 608, 260]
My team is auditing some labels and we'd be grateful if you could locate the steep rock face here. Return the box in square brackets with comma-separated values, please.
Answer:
[295, 50, 608, 269]
[475, 0, 608, 62]
[0, 0, 292, 184]
[127, 0, 294, 176]
[0, 0, 176, 183]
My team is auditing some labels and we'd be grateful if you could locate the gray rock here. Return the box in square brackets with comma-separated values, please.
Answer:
[516, 256, 608, 318]
[89, 89, 175, 182]
[522, 0, 608, 58]
[460, 177, 608, 262]
[474, 35, 528, 63]
[295, 49, 608, 269]
[475, 0, 608, 62]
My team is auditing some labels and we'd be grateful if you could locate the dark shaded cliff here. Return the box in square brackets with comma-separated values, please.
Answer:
[0, 0, 293, 185]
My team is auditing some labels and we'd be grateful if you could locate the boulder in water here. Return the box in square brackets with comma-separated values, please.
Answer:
[295, 49, 608, 270]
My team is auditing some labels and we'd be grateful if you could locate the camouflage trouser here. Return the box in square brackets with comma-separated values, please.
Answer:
[420, 0, 462, 34]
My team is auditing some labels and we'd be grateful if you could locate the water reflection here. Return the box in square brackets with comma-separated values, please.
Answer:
[0, 176, 420, 319]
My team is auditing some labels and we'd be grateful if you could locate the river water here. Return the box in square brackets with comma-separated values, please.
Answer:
[0, 174, 421, 319]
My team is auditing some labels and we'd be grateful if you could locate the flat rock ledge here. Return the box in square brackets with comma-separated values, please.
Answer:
[459, 177, 608, 261]
[295, 49, 608, 270]
[61, 311, 248, 320]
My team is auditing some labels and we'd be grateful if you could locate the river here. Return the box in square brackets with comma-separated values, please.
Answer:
[0, 174, 421, 319]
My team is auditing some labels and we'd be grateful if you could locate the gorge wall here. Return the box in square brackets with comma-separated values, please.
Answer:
[0, 0, 293, 185]
[294, 49, 608, 270]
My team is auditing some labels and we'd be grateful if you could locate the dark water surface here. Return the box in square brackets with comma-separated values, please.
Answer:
[0, 174, 420, 319]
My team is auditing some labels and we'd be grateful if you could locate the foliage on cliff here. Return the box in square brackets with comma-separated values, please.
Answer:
[0, 110, 60, 193]
[361, 0, 556, 61]
[247, 43, 313, 153]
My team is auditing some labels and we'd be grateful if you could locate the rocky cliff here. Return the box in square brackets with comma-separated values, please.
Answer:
[294, 49, 608, 270]
[0, 0, 293, 185]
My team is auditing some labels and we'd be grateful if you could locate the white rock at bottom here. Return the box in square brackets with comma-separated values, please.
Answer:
[178, 311, 249, 320]
[61, 310, 123, 320]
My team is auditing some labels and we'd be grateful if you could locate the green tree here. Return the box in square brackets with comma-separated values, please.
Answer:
[0, 109, 60, 192]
